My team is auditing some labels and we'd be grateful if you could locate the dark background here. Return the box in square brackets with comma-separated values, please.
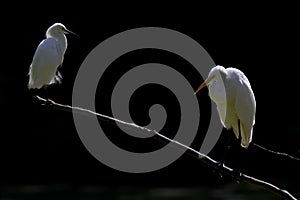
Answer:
[1, 3, 299, 199]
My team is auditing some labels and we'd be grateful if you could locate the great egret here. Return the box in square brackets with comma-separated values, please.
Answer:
[28, 23, 78, 90]
[195, 65, 256, 173]
[195, 65, 256, 149]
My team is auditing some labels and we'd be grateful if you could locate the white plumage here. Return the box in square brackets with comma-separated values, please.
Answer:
[28, 23, 76, 89]
[195, 65, 256, 148]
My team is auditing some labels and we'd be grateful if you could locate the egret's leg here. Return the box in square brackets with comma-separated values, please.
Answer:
[214, 130, 236, 179]
[41, 86, 52, 106]
[233, 120, 243, 178]
[235, 145, 247, 174]
[219, 130, 235, 167]
[43, 86, 48, 99]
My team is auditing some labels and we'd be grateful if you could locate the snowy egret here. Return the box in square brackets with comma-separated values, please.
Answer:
[195, 65, 256, 149]
[28, 23, 78, 90]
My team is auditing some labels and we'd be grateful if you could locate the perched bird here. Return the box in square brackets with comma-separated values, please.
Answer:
[28, 23, 78, 90]
[195, 65, 256, 148]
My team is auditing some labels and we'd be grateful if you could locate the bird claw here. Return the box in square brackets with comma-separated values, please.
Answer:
[32, 95, 55, 106]
[233, 169, 241, 177]
[42, 98, 54, 106]
[217, 161, 224, 168]
[213, 161, 225, 178]
[232, 168, 242, 183]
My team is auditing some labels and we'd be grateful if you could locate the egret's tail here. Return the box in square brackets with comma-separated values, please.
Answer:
[240, 125, 253, 149]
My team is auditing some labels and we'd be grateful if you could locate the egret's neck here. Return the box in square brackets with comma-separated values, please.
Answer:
[208, 81, 226, 104]
[55, 34, 68, 54]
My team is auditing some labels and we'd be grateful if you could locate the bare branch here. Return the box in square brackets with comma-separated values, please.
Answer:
[254, 143, 300, 161]
[34, 96, 298, 200]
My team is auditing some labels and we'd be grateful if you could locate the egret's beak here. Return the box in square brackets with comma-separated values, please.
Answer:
[65, 29, 80, 38]
[194, 81, 207, 95]
[194, 76, 213, 95]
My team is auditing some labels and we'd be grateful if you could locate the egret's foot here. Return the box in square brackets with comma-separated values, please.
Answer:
[232, 168, 242, 183]
[217, 160, 224, 168]
[213, 161, 225, 178]
[32, 95, 41, 104]
[39, 98, 54, 106]
[216, 159, 225, 171]
[33, 95, 39, 100]
[43, 98, 54, 106]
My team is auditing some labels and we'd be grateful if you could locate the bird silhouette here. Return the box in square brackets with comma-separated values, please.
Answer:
[28, 23, 78, 98]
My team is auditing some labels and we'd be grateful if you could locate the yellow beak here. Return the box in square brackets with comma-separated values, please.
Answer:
[194, 81, 207, 95]
[194, 76, 213, 95]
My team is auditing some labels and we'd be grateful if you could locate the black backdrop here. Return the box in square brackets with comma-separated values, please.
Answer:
[1, 3, 299, 195]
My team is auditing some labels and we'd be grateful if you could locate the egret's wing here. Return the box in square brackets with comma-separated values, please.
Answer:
[28, 38, 61, 89]
[236, 74, 256, 124]
[214, 104, 225, 127]
[234, 73, 256, 147]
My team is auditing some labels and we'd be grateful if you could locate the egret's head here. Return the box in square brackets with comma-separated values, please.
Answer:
[194, 65, 226, 94]
[46, 23, 67, 37]
[207, 65, 227, 84]
[46, 23, 79, 38]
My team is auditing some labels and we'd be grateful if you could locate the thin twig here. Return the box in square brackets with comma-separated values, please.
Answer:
[254, 143, 300, 161]
[34, 96, 298, 200]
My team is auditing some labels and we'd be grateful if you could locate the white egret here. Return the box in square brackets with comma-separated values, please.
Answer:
[195, 65, 256, 149]
[28, 23, 78, 90]
[195, 65, 256, 175]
